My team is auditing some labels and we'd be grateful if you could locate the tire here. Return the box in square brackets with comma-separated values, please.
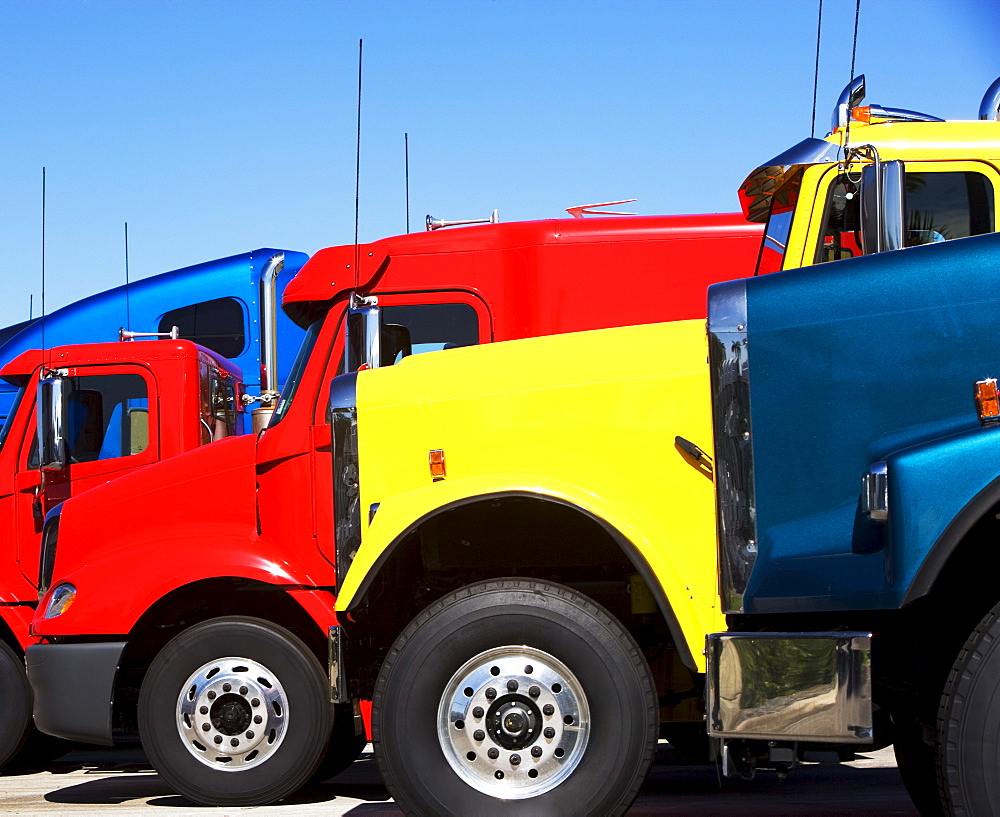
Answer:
[373, 579, 658, 817]
[138, 616, 332, 806]
[938, 599, 1000, 817]
[0, 640, 32, 771]
[309, 703, 368, 782]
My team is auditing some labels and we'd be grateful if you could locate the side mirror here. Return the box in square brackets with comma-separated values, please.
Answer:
[37, 374, 68, 472]
[345, 295, 380, 371]
[861, 160, 905, 254]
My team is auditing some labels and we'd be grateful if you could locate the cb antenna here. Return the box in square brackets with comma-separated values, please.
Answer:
[40, 167, 46, 358]
[353, 38, 363, 289]
[124, 222, 132, 332]
[405, 132, 411, 233]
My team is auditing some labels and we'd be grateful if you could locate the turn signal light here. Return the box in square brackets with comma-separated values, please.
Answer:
[975, 379, 1000, 424]
[429, 449, 446, 480]
[852, 106, 873, 124]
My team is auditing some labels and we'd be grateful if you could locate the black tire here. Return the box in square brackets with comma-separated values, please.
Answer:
[309, 703, 369, 782]
[0, 640, 32, 772]
[373, 578, 658, 817]
[938, 599, 1000, 817]
[138, 616, 332, 806]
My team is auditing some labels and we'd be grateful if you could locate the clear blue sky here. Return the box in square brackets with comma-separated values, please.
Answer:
[2, 0, 997, 329]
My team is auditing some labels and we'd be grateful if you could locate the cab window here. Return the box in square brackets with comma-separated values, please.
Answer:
[344, 302, 480, 373]
[30, 373, 149, 466]
[159, 297, 247, 359]
[814, 170, 996, 264]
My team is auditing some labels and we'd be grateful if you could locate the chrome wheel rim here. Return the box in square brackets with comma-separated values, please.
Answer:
[437, 645, 590, 799]
[175, 657, 288, 771]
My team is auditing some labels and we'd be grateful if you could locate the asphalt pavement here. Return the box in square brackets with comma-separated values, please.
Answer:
[0, 743, 919, 816]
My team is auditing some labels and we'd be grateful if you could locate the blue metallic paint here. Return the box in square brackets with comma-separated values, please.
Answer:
[738, 232, 1000, 613]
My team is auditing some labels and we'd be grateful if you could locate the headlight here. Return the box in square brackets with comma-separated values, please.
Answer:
[44, 583, 77, 619]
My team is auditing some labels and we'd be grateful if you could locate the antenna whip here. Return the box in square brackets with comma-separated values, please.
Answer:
[354, 38, 363, 289]
[811, 0, 823, 137]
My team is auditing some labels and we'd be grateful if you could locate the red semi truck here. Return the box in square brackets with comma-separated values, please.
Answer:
[0, 339, 243, 769]
[23, 213, 762, 801]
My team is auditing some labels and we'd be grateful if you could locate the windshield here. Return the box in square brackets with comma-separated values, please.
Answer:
[271, 318, 323, 426]
[0, 383, 28, 454]
[755, 176, 801, 275]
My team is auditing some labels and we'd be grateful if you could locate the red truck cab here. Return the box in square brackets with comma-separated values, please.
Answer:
[0, 339, 242, 769]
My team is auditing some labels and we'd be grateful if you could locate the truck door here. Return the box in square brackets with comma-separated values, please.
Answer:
[14, 365, 158, 588]
[314, 291, 490, 569]
[806, 160, 1000, 265]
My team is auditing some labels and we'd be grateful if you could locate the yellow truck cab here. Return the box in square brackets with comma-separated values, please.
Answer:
[743, 75, 1000, 275]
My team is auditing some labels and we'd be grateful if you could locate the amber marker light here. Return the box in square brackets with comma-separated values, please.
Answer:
[975, 379, 1000, 424]
[851, 106, 872, 123]
[429, 449, 446, 480]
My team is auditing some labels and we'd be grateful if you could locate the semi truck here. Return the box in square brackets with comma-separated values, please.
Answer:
[0, 248, 309, 423]
[21, 211, 763, 804]
[0, 339, 244, 770]
[24, 74, 1000, 810]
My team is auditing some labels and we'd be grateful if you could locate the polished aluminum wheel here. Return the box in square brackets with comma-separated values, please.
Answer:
[175, 657, 288, 770]
[437, 645, 590, 798]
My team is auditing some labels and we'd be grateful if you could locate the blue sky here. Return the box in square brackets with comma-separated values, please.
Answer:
[2, 0, 998, 329]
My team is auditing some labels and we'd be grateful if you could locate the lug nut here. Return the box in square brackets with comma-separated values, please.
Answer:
[240, 686, 248, 695]
[199, 706, 208, 715]
[246, 731, 254, 739]
[531, 746, 542, 758]
[251, 698, 260, 707]
[510, 754, 521, 766]
[207, 691, 216, 700]
[544, 727, 556, 739]
[223, 683, 232, 692]
[485, 688, 497, 700]
[201, 723, 210, 732]
[529, 685, 540, 698]
[231, 738, 239, 747]
[474, 730, 485, 741]
[488, 747, 499, 759]
[214, 736, 223, 744]
[507, 679, 519, 692]
[254, 715, 263, 724]
[473, 706, 484, 718]
[543, 704, 554, 716]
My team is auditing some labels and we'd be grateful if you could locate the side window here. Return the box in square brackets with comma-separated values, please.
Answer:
[159, 298, 247, 359]
[905, 172, 994, 245]
[815, 170, 996, 264]
[380, 303, 480, 365]
[29, 374, 149, 466]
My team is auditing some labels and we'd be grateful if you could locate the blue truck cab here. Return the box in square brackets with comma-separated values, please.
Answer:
[0, 249, 308, 423]
[706, 231, 1000, 815]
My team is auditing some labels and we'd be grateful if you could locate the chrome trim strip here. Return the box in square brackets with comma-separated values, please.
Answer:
[706, 632, 873, 743]
[329, 625, 347, 703]
[861, 461, 888, 523]
[708, 279, 757, 614]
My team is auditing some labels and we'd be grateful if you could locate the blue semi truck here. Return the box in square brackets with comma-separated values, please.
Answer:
[0, 248, 309, 422]
[706, 230, 1000, 816]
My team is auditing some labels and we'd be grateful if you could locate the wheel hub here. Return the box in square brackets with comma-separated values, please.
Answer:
[175, 657, 288, 771]
[437, 645, 590, 799]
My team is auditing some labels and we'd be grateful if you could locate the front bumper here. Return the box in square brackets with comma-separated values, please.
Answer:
[26, 642, 126, 745]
